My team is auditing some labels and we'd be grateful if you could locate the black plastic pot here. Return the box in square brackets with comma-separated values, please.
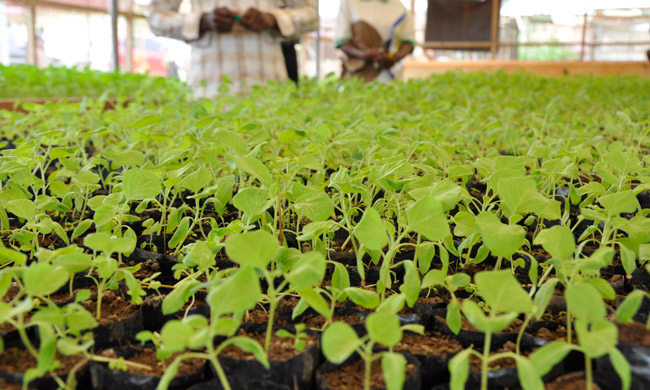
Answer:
[595, 343, 650, 390]
[0, 349, 90, 390]
[185, 375, 291, 390]
[92, 305, 143, 349]
[316, 352, 421, 390]
[215, 326, 321, 390]
[141, 293, 209, 331]
[430, 309, 539, 352]
[90, 346, 205, 390]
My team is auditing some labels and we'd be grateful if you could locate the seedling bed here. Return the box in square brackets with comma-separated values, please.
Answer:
[1, 68, 650, 390]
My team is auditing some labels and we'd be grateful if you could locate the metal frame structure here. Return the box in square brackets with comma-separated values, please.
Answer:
[5, 0, 650, 77]
[8, 0, 144, 71]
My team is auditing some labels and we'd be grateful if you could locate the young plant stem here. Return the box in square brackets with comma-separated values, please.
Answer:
[585, 353, 593, 390]
[495, 256, 503, 271]
[515, 315, 532, 355]
[208, 345, 231, 390]
[96, 279, 106, 320]
[566, 310, 572, 345]
[480, 333, 492, 390]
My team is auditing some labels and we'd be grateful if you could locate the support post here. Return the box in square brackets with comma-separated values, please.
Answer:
[26, 3, 36, 65]
[109, 0, 119, 72]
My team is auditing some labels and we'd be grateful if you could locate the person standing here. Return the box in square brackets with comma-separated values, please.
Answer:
[147, 1, 317, 97]
[335, 0, 416, 83]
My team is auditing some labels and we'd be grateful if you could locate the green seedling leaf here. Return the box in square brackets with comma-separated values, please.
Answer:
[514, 355, 544, 390]
[161, 320, 191, 352]
[288, 251, 326, 289]
[599, 190, 639, 218]
[534, 225, 575, 260]
[208, 265, 261, 316]
[180, 166, 212, 193]
[297, 221, 338, 241]
[406, 196, 449, 241]
[449, 349, 471, 390]
[322, 322, 360, 364]
[52, 253, 92, 273]
[377, 294, 406, 315]
[400, 261, 420, 307]
[71, 219, 93, 241]
[84, 232, 135, 255]
[382, 352, 407, 390]
[6, 199, 35, 220]
[462, 300, 519, 333]
[225, 337, 270, 369]
[453, 211, 479, 237]
[532, 278, 560, 318]
[422, 269, 446, 289]
[168, 216, 191, 249]
[575, 319, 618, 358]
[366, 312, 402, 347]
[345, 287, 380, 309]
[133, 115, 161, 130]
[158, 356, 182, 390]
[609, 348, 631, 390]
[476, 212, 525, 258]
[296, 288, 330, 317]
[353, 207, 387, 251]
[212, 129, 247, 153]
[183, 241, 215, 271]
[162, 279, 200, 315]
[475, 270, 532, 313]
[225, 230, 279, 269]
[294, 192, 334, 222]
[122, 169, 162, 200]
[0, 247, 27, 265]
[584, 278, 616, 301]
[231, 156, 272, 187]
[331, 262, 350, 291]
[530, 341, 575, 376]
[232, 187, 268, 221]
[24, 263, 68, 297]
[616, 290, 645, 323]
[447, 273, 471, 292]
[446, 299, 462, 335]
[566, 283, 606, 323]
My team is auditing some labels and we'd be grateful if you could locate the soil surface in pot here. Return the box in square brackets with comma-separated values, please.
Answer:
[100, 347, 204, 376]
[616, 321, 650, 347]
[0, 377, 22, 390]
[391, 331, 462, 357]
[0, 347, 86, 375]
[545, 371, 602, 390]
[321, 358, 417, 390]
[80, 290, 138, 325]
[220, 329, 318, 361]
[468, 341, 531, 371]
[302, 313, 364, 329]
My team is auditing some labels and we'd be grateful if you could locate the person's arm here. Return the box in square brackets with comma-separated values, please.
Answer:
[239, 1, 317, 36]
[376, 41, 414, 69]
[339, 42, 381, 62]
[146, 0, 203, 41]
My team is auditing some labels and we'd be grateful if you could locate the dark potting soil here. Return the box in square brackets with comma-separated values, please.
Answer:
[545, 371, 602, 390]
[468, 341, 530, 371]
[2, 283, 20, 302]
[616, 321, 650, 347]
[244, 310, 286, 325]
[321, 357, 417, 390]
[0, 347, 86, 375]
[392, 332, 462, 357]
[535, 325, 569, 342]
[80, 290, 138, 325]
[302, 313, 364, 329]
[128, 259, 161, 279]
[220, 329, 318, 361]
[100, 347, 204, 377]
[0, 377, 23, 390]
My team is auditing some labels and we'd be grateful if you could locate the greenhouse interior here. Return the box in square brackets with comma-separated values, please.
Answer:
[1, 0, 650, 389]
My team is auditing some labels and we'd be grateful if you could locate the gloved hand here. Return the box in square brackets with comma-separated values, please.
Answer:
[240, 7, 277, 31]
